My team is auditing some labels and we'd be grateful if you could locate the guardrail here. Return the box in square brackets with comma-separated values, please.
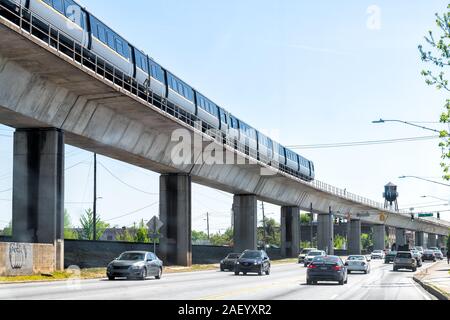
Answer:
[0, 2, 449, 229]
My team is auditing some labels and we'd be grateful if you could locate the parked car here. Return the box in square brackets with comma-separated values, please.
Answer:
[304, 250, 327, 267]
[393, 251, 417, 272]
[422, 250, 437, 262]
[220, 253, 241, 272]
[345, 255, 371, 274]
[432, 249, 444, 260]
[384, 251, 397, 264]
[234, 250, 271, 276]
[414, 246, 424, 254]
[411, 250, 423, 267]
[106, 251, 163, 280]
[306, 256, 348, 285]
[298, 248, 316, 264]
[371, 250, 385, 260]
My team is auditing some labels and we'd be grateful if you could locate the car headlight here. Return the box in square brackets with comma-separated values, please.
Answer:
[131, 265, 142, 270]
[220, 260, 224, 264]
[236, 262, 240, 265]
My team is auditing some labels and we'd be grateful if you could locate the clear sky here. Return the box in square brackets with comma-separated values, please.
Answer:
[1, 0, 450, 233]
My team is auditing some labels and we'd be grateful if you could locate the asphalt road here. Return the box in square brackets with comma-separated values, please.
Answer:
[0, 260, 437, 300]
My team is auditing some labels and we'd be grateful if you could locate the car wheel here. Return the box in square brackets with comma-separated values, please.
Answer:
[243, 272, 247, 275]
[345, 277, 348, 284]
[140, 268, 147, 280]
[307, 279, 312, 285]
[265, 268, 270, 276]
[393, 267, 397, 272]
[234, 271, 239, 276]
[220, 267, 225, 272]
[412, 268, 417, 272]
[108, 276, 115, 281]
[347, 270, 351, 274]
[339, 279, 344, 285]
[155, 267, 162, 280]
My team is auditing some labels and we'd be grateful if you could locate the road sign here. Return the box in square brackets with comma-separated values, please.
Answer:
[357, 212, 370, 218]
[147, 216, 164, 236]
[418, 213, 434, 218]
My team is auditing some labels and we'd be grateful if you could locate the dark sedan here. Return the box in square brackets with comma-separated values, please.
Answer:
[422, 250, 437, 262]
[106, 251, 163, 280]
[306, 256, 348, 285]
[384, 251, 397, 264]
[220, 253, 241, 271]
[234, 250, 271, 276]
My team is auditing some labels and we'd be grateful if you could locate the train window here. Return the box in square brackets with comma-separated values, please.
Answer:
[53, 0, 64, 13]
[97, 25, 106, 43]
[115, 39, 124, 56]
[43, 0, 52, 6]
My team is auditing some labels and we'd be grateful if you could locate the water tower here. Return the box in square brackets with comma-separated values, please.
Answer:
[383, 182, 399, 211]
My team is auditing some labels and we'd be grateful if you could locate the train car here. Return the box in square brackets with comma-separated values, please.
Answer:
[89, 13, 133, 78]
[257, 131, 274, 164]
[166, 71, 196, 115]
[285, 148, 300, 173]
[298, 155, 311, 180]
[272, 142, 287, 169]
[147, 58, 166, 99]
[195, 91, 220, 129]
[238, 120, 258, 157]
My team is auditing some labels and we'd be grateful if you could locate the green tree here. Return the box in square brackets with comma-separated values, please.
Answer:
[192, 230, 209, 242]
[361, 234, 374, 251]
[300, 241, 312, 249]
[2, 221, 12, 236]
[258, 218, 281, 247]
[79, 208, 109, 240]
[210, 228, 233, 246]
[419, 4, 450, 179]
[300, 213, 312, 224]
[64, 209, 78, 240]
[115, 229, 134, 242]
[134, 219, 150, 243]
[334, 235, 346, 250]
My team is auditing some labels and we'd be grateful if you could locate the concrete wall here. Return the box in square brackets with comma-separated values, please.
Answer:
[0, 242, 54, 276]
[64, 240, 284, 268]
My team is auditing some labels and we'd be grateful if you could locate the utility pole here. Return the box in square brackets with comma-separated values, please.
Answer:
[310, 203, 314, 247]
[261, 202, 267, 249]
[93, 152, 97, 241]
[206, 212, 210, 240]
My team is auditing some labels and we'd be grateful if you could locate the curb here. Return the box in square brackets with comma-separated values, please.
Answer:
[413, 275, 449, 301]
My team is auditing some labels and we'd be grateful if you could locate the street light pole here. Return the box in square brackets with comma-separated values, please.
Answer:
[93, 153, 97, 241]
[372, 119, 445, 135]
[399, 176, 450, 187]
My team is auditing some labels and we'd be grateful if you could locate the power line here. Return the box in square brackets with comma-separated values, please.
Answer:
[287, 135, 440, 150]
[98, 161, 158, 196]
[105, 201, 159, 222]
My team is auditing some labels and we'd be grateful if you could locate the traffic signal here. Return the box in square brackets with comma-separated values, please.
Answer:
[437, 212, 441, 220]
[411, 213, 415, 221]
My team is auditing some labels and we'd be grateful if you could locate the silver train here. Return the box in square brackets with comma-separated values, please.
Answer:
[0, 0, 316, 181]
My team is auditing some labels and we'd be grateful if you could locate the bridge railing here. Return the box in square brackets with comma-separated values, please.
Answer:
[1, 3, 449, 229]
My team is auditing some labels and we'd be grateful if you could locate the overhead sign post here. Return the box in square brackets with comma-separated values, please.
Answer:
[418, 213, 434, 218]
[147, 216, 164, 254]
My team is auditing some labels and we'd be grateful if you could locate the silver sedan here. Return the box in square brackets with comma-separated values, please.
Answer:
[345, 255, 371, 274]
[107, 251, 163, 280]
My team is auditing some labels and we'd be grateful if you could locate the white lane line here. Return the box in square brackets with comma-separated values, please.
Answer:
[330, 294, 338, 300]
[410, 277, 433, 300]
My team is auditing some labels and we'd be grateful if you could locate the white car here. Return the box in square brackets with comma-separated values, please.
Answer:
[298, 248, 317, 264]
[303, 250, 326, 267]
[345, 255, 371, 274]
[371, 250, 385, 260]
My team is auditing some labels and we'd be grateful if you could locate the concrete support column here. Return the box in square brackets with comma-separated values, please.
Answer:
[373, 225, 386, 251]
[280, 206, 300, 258]
[415, 231, 425, 247]
[317, 208, 334, 255]
[395, 228, 406, 247]
[12, 128, 64, 271]
[159, 174, 192, 266]
[233, 195, 257, 253]
[348, 219, 361, 255]
[437, 235, 445, 248]
[427, 233, 437, 248]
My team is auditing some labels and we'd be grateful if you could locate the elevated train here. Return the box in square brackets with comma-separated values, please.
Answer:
[0, 0, 316, 181]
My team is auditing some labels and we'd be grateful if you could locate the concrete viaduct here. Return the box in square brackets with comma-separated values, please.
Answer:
[0, 15, 448, 269]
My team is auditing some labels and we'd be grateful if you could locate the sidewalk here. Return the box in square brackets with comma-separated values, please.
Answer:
[414, 260, 450, 300]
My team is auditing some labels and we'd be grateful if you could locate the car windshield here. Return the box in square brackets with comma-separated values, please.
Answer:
[241, 251, 261, 259]
[227, 254, 240, 259]
[309, 251, 323, 256]
[118, 253, 145, 261]
[301, 249, 312, 254]
[396, 252, 412, 259]
[373, 250, 382, 253]
[388, 251, 397, 255]
[348, 256, 365, 260]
